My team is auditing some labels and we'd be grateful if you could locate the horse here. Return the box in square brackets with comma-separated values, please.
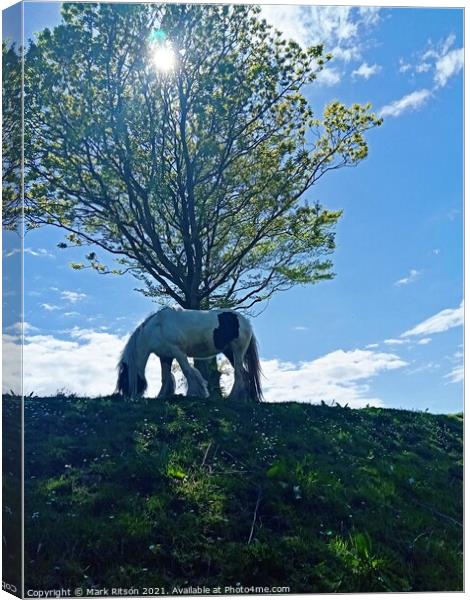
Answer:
[116, 307, 263, 402]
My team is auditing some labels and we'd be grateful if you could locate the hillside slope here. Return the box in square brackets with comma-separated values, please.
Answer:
[18, 395, 462, 593]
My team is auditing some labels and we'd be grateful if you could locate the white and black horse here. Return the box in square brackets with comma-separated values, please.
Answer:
[116, 307, 263, 402]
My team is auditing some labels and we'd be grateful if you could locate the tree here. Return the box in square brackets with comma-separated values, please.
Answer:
[26, 2, 381, 310]
[2, 41, 22, 231]
[24, 3, 381, 394]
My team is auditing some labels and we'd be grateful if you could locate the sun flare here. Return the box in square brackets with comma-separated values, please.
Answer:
[151, 43, 176, 73]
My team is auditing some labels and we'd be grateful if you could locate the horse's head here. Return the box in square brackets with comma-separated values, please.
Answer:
[116, 314, 155, 397]
[116, 361, 129, 396]
[116, 360, 147, 398]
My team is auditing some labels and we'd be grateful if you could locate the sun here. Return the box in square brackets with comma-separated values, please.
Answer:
[151, 43, 177, 73]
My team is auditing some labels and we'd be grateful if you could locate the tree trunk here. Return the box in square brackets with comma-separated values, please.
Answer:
[187, 296, 223, 397]
[194, 357, 222, 398]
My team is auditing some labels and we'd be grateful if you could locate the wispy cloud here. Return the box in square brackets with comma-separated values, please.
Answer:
[379, 89, 432, 118]
[292, 326, 309, 332]
[406, 361, 441, 376]
[3, 248, 21, 258]
[261, 5, 380, 50]
[61, 290, 87, 304]
[400, 33, 463, 84]
[402, 301, 463, 337]
[352, 62, 381, 79]
[443, 346, 464, 385]
[260, 6, 381, 86]
[416, 62, 432, 73]
[445, 365, 463, 384]
[383, 338, 406, 346]
[390, 34, 463, 118]
[418, 34, 463, 88]
[394, 269, 421, 286]
[4, 247, 54, 259]
[25, 248, 55, 258]
[398, 58, 412, 73]
[434, 47, 464, 88]
[41, 303, 60, 311]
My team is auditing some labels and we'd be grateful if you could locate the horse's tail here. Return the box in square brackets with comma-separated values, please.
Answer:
[116, 318, 150, 397]
[244, 334, 264, 402]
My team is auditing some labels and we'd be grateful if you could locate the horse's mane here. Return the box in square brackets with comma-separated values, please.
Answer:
[116, 312, 157, 396]
[120, 312, 156, 361]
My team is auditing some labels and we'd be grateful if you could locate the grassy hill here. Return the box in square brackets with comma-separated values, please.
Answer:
[17, 394, 463, 593]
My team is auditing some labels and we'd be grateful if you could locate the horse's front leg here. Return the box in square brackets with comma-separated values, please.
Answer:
[158, 356, 176, 398]
[173, 351, 209, 398]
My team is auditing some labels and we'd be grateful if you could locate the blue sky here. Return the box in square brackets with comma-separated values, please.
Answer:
[4, 3, 463, 411]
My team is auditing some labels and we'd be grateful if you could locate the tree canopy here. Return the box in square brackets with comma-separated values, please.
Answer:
[2, 41, 22, 231]
[25, 2, 382, 310]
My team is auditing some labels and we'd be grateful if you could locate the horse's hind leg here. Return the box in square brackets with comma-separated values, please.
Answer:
[173, 350, 209, 398]
[224, 348, 234, 367]
[158, 356, 176, 398]
[227, 347, 248, 401]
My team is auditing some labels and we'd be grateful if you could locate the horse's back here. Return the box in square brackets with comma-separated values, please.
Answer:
[156, 306, 247, 327]
[152, 307, 251, 358]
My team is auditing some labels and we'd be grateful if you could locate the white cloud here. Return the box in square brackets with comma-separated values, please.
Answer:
[383, 338, 406, 346]
[358, 7, 381, 27]
[401, 33, 463, 89]
[260, 5, 311, 47]
[402, 301, 463, 337]
[261, 5, 361, 47]
[6, 321, 38, 334]
[25, 247, 55, 258]
[352, 62, 381, 79]
[406, 361, 441, 376]
[4, 247, 54, 259]
[434, 47, 464, 88]
[41, 303, 60, 311]
[260, 5, 381, 85]
[398, 59, 412, 73]
[255, 349, 407, 408]
[61, 290, 87, 304]
[445, 365, 463, 384]
[421, 33, 455, 62]
[394, 268, 421, 286]
[330, 46, 361, 63]
[382, 335, 430, 348]
[379, 89, 432, 118]
[292, 326, 309, 331]
[3, 248, 20, 258]
[443, 345, 464, 384]
[10, 329, 131, 397]
[416, 62, 432, 73]
[316, 66, 341, 86]
[2, 334, 22, 393]
[4, 329, 406, 408]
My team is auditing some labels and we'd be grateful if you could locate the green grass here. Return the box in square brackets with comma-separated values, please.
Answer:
[15, 394, 463, 592]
